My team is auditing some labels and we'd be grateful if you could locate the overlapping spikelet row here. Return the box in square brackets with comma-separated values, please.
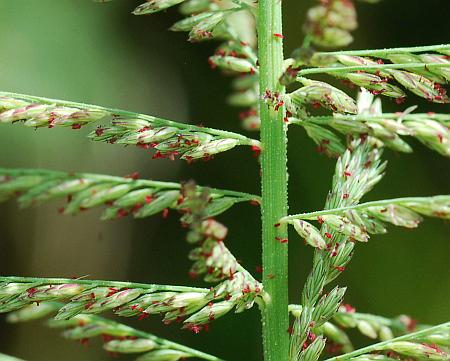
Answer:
[0, 275, 261, 334]
[289, 304, 450, 360]
[292, 91, 450, 158]
[289, 137, 386, 360]
[0, 168, 258, 221]
[6, 302, 220, 361]
[0, 93, 259, 161]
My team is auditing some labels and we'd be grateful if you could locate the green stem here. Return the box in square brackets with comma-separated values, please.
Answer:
[258, 0, 289, 360]
[0, 276, 209, 293]
[0, 91, 260, 147]
[315, 44, 450, 58]
[297, 62, 450, 77]
[280, 196, 445, 223]
[324, 322, 450, 361]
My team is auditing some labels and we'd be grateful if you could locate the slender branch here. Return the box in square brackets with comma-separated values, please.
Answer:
[280, 196, 448, 223]
[0, 276, 208, 293]
[324, 322, 450, 361]
[314, 44, 450, 58]
[258, 0, 289, 360]
[297, 62, 450, 77]
[288, 113, 450, 126]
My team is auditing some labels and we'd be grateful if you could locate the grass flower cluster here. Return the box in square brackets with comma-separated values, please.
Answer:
[1, 0, 449, 360]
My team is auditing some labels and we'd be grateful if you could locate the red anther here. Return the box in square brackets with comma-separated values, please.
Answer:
[275, 237, 288, 244]
[325, 232, 332, 239]
[274, 223, 281, 228]
[249, 200, 260, 206]
[137, 143, 152, 150]
[326, 342, 343, 355]
[124, 171, 140, 180]
[142, 195, 152, 205]
[406, 318, 417, 332]
[332, 242, 340, 257]
[27, 288, 38, 298]
[423, 344, 443, 353]
[427, 112, 436, 116]
[48, 119, 55, 129]
[342, 193, 349, 199]
[317, 216, 324, 224]
[130, 304, 138, 310]
[274, 100, 284, 111]
[360, 134, 368, 144]
[251, 145, 261, 157]
[283, 116, 289, 123]
[176, 316, 184, 323]
[242, 284, 251, 294]
[437, 134, 444, 143]
[208, 312, 215, 321]
[335, 266, 345, 272]
[215, 49, 226, 57]
[176, 195, 185, 206]
[255, 287, 261, 293]
[308, 331, 316, 342]
[207, 267, 215, 275]
[138, 126, 151, 133]
[208, 58, 217, 69]
[273, 33, 284, 39]
[395, 96, 406, 104]
[229, 269, 235, 280]
[255, 265, 263, 273]
[80, 338, 90, 346]
[116, 208, 129, 219]
[377, 59, 384, 64]
[364, 160, 372, 168]
[287, 326, 294, 335]
[343, 303, 355, 313]
[162, 208, 169, 218]
[84, 301, 95, 310]
[132, 203, 143, 212]
[240, 41, 248, 46]
[102, 334, 115, 343]
[343, 171, 352, 177]
[152, 151, 166, 159]
[312, 101, 321, 109]
[71, 124, 81, 129]
[303, 341, 309, 350]
[189, 324, 202, 334]
[106, 288, 118, 297]
[138, 311, 149, 321]
[95, 127, 104, 136]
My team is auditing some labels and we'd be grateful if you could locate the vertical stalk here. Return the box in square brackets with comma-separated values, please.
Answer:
[258, 0, 289, 360]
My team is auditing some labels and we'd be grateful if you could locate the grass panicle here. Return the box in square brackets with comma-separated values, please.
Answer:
[1, 1, 450, 361]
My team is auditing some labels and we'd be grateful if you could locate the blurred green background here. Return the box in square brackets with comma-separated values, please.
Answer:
[0, 0, 449, 360]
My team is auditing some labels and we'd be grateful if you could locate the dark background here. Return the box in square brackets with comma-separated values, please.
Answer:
[0, 1, 449, 360]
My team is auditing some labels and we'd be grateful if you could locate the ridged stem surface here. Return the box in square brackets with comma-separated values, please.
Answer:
[258, 0, 289, 359]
